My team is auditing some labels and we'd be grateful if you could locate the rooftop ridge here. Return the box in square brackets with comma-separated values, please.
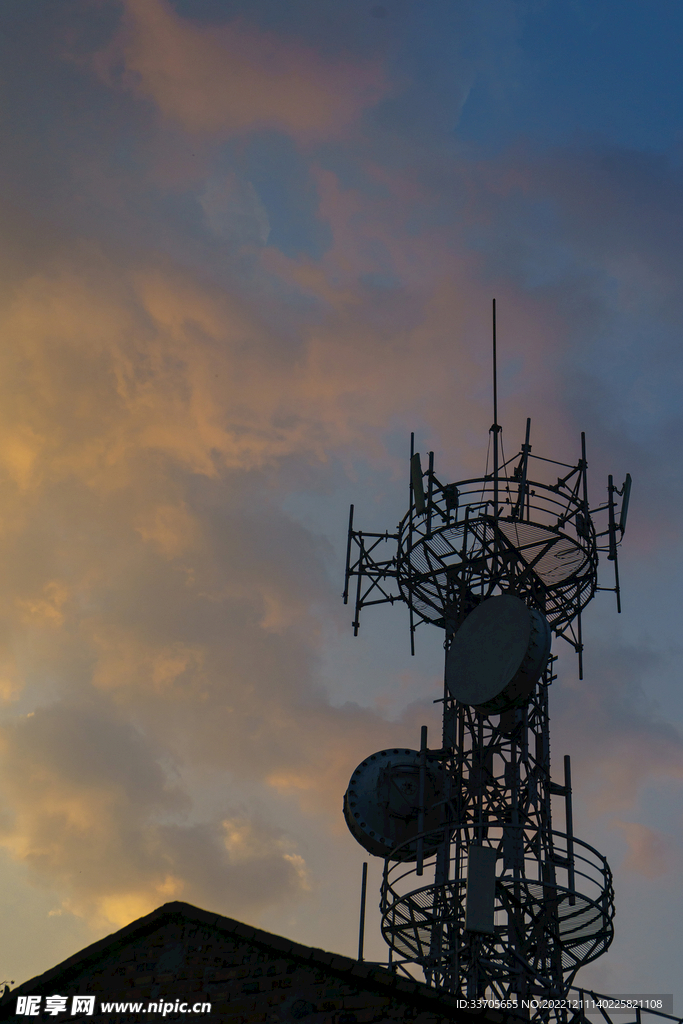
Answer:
[1, 901, 512, 1021]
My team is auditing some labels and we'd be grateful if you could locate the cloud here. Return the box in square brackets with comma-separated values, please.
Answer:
[611, 821, 681, 879]
[200, 175, 270, 247]
[0, 130, 662, 937]
[0, 144, 664, 952]
[466, 144, 683, 451]
[0, 703, 311, 929]
[0, 232, 443, 926]
[98, 0, 388, 140]
[552, 640, 683, 816]
[2, 3, 683, 960]
[0, 221, 525, 489]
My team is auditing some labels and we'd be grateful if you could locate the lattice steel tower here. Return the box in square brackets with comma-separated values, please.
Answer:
[342, 303, 631, 1014]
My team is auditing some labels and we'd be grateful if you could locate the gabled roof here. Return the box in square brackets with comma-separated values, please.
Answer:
[0, 900, 511, 1021]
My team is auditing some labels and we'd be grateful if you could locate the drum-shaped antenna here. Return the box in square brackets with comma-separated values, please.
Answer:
[344, 749, 445, 861]
[446, 595, 551, 714]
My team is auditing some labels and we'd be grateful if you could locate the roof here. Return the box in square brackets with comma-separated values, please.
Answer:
[0, 900, 516, 1022]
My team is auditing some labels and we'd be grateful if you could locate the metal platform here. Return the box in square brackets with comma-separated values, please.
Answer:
[382, 829, 614, 984]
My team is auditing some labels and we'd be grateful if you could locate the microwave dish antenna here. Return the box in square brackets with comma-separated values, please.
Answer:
[446, 594, 552, 713]
[343, 748, 446, 862]
[341, 302, 631, 1022]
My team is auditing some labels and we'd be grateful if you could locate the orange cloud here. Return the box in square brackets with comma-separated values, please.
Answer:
[0, 705, 311, 930]
[106, 0, 388, 139]
[0, 249, 487, 490]
[0, 77, 649, 955]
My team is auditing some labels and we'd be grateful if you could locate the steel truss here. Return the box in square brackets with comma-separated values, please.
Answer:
[342, 419, 630, 1021]
[380, 663, 615, 1011]
[344, 426, 629, 674]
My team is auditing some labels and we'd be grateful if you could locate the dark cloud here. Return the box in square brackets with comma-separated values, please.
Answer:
[552, 638, 683, 814]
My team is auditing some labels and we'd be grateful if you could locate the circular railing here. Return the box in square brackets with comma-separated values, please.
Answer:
[381, 828, 614, 977]
[395, 474, 599, 632]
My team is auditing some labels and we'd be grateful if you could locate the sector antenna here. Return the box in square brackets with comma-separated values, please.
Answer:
[341, 303, 632, 1020]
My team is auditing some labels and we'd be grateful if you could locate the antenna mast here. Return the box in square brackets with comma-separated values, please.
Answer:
[492, 297, 500, 573]
[342, 306, 631, 1020]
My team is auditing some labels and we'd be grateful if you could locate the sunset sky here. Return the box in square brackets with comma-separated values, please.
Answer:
[1, 0, 683, 1005]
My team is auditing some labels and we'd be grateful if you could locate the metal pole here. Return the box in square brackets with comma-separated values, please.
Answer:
[416, 725, 428, 876]
[564, 755, 576, 906]
[343, 505, 354, 604]
[492, 299, 498, 437]
[607, 475, 622, 613]
[492, 299, 500, 574]
[427, 451, 434, 537]
[516, 417, 531, 521]
[358, 862, 368, 960]
[409, 433, 416, 656]
[580, 432, 588, 511]
[353, 537, 363, 636]
[607, 476, 617, 561]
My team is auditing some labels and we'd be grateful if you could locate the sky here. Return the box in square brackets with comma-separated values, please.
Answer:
[0, 0, 683, 1006]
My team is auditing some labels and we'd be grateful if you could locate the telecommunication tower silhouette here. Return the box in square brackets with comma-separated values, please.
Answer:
[342, 303, 631, 1017]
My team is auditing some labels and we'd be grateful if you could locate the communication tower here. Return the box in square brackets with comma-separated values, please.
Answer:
[342, 304, 631, 1017]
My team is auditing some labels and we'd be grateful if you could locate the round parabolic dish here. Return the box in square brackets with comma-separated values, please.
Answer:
[446, 595, 551, 713]
[343, 749, 445, 862]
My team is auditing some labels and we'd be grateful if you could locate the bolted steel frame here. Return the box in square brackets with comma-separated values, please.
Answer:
[342, 420, 630, 1021]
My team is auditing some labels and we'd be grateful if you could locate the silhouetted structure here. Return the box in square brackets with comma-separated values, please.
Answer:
[0, 901, 507, 1023]
[342, 304, 632, 1019]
